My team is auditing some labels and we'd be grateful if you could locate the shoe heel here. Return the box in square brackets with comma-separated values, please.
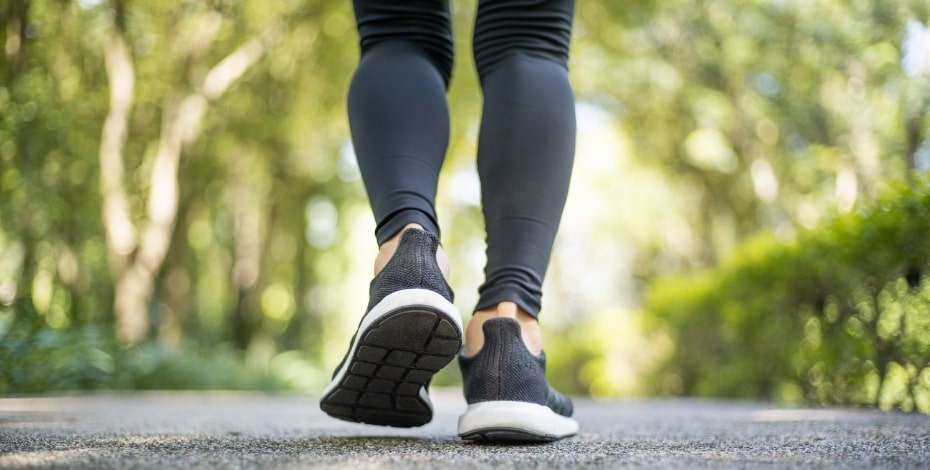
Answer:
[320, 229, 461, 428]
[460, 318, 550, 405]
[457, 318, 577, 441]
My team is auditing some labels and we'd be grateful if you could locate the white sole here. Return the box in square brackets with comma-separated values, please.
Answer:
[320, 288, 462, 427]
[458, 401, 579, 442]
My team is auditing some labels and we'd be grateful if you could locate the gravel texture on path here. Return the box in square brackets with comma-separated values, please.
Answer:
[1, 390, 928, 469]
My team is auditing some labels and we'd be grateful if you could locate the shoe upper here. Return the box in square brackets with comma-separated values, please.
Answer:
[367, 229, 454, 312]
[330, 229, 454, 382]
[459, 317, 574, 417]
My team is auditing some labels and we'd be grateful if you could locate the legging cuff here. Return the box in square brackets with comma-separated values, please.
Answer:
[474, 285, 541, 319]
[375, 208, 440, 246]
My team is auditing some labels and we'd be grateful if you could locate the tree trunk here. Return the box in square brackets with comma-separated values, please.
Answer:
[98, 8, 278, 344]
[99, 21, 139, 339]
[3, 0, 29, 77]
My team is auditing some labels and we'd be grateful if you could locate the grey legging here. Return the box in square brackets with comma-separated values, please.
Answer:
[348, 0, 576, 318]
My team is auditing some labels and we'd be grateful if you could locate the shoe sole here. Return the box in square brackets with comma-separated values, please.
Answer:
[458, 401, 579, 442]
[320, 289, 462, 428]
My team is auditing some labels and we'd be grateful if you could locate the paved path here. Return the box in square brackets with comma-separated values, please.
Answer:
[1, 390, 928, 468]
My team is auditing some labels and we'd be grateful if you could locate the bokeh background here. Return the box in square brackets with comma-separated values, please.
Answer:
[1, 0, 929, 413]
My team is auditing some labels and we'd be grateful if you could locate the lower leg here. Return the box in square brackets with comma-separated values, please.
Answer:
[348, 40, 450, 246]
[350, 1, 454, 245]
[467, 0, 576, 355]
[467, 55, 576, 353]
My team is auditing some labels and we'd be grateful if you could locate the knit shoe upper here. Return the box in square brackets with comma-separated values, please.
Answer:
[366, 229, 453, 311]
[457, 317, 577, 441]
[320, 229, 462, 428]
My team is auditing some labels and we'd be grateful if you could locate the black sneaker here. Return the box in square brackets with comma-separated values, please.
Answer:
[320, 229, 463, 427]
[457, 317, 578, 442]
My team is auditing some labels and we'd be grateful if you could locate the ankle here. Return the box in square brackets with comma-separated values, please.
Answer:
[465, 302, 543, 356]
[374, 224, 450, 280]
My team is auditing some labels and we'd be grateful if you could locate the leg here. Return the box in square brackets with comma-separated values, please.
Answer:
[348, 0, 454, 247]
[458, 0, 579, 442]
[321, 0, 462, 428]
[467, 0, 577, 355]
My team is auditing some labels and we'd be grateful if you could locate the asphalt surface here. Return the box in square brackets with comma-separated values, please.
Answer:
[0, 390, 928, 469]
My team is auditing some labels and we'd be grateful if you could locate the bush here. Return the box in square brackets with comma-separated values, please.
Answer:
[0, 299, 293, 394]
[644, 178, 930, 413]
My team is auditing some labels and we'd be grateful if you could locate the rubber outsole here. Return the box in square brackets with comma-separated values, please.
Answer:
[459, 429, 560, 443]
[458, 401, 579, 443]
[321, 291, 462, 428]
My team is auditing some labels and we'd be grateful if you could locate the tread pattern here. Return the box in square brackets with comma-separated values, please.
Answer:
[320, 307, 461, 428]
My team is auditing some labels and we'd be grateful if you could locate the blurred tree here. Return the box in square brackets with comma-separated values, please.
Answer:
[99, 0, 281, 343]
[1, 0, 356, 357]
[571, 0, 929, 271]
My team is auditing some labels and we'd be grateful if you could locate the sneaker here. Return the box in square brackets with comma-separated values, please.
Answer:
[320, 229, 463, 427]
[457, 317, 578, 442]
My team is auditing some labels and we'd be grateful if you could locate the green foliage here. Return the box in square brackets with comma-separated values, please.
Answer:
[0, 299, 289, 394]
[644, 178, 930, 413]
[573, 0, 930, 273]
